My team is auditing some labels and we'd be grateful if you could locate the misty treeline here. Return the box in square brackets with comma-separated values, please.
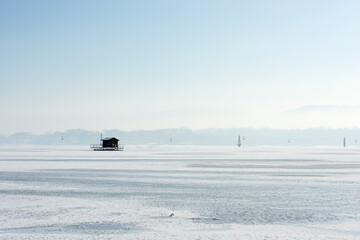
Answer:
[0, 128, 359, 147]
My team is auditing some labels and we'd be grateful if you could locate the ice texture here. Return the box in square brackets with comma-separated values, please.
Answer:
[0, 145, 360, 239]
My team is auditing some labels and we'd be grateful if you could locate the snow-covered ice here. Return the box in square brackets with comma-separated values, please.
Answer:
[0, 145, 360, 239]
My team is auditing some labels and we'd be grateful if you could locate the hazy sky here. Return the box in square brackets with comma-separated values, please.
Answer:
[1, 0, 360, 134]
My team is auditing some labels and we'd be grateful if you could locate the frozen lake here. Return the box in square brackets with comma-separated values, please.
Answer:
[0, 145, 360, 239]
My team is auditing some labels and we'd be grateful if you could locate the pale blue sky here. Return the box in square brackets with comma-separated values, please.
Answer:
[1, 0, 360, 134]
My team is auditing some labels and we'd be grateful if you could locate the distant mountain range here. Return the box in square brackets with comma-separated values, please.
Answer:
[1, 128, 359, 147]
[285, 105, 360, 114]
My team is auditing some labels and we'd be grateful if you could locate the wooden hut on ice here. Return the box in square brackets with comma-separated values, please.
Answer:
[90, 137, 124, 151]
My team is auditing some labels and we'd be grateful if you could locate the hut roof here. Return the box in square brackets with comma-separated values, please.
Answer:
[102, 137, 119, 141]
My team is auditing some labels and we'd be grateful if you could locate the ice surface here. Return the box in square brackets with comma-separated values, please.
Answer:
[0, 145, 360, 239]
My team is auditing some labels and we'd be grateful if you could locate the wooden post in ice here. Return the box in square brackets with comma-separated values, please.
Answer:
[343, 137, 346, 148]
[238, 135, 241, 147]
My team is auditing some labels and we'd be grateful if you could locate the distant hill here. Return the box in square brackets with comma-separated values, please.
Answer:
[0, 128, 359, 147]
[284, 105, 360, 114]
